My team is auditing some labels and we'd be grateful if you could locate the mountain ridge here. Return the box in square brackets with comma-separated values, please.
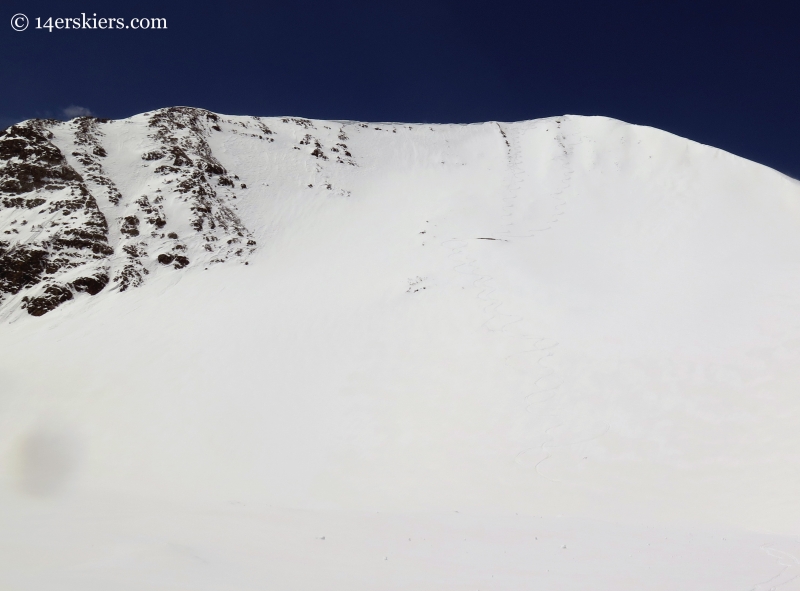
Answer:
[3, 107, 796, 321]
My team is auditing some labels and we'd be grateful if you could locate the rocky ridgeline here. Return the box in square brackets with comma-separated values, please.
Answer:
[0, 107, 370, 317]
[0, 107, 259, 317]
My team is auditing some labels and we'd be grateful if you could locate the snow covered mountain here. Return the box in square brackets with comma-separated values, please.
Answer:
[2, 108, 800, 590]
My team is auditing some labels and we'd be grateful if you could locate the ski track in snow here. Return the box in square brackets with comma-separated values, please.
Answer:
[751, 544, 800, 591]
[482, 120, 608, 482]
[441, 118, 612, 484]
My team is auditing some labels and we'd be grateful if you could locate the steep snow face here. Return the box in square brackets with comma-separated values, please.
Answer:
[2, 110, 800, 589]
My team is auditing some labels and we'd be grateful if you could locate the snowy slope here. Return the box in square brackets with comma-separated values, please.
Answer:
[2, 109, 800, 589]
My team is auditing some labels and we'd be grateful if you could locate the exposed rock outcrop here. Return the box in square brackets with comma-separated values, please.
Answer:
[0, 120, 112, 316]
[0, 107, 260, 316]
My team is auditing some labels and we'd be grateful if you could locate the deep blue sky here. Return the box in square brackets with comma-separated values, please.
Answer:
[2, 0, 798, 178]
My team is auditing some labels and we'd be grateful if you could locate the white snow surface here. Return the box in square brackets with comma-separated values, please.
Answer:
[2, 111, 800, 589]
